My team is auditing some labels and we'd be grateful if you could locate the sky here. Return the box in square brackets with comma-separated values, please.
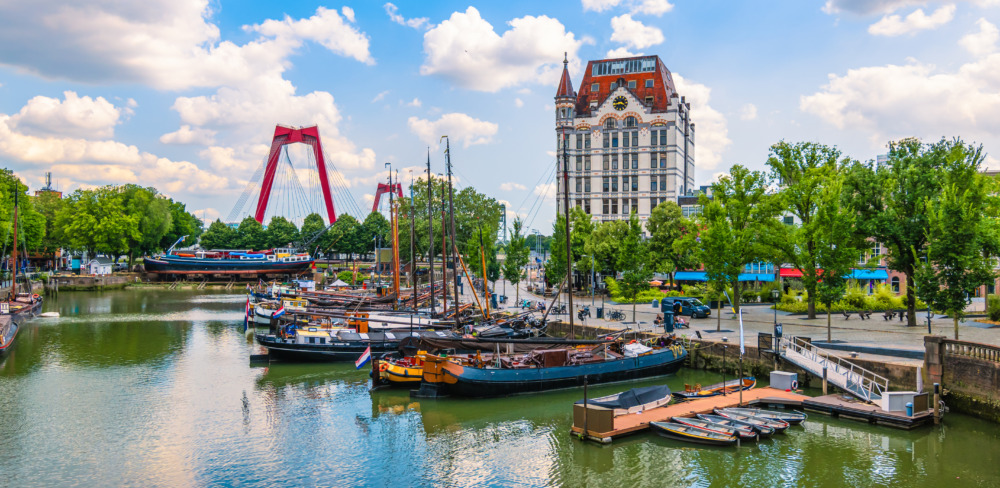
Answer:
[2, 0, 1000, 234]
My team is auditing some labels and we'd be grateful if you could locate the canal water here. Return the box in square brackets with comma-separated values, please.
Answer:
[1, 290, 998, 487]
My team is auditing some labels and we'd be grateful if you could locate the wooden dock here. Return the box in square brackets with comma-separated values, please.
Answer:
[571, 387, 935, 443]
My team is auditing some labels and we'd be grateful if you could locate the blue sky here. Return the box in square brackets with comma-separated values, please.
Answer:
[1, 0, 999, 233]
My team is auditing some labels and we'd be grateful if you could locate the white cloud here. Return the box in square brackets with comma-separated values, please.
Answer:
[0, 2, 372, 90]
[739, 103, 758, 121]
[402, 98, 422, 107]
[606, 47, 642, 58]
[372, 90, 389, 103]
[582, 0, 623, 12]
[384, 2, 430, 29]
[249, 6, 374, 65]
[868, 5, 955, 36]
[673, 73, 731, 170]
[0, 113, 228, 195]
[610, 14, 664, 49]
[961, 18, 1000, 56]
[800, 55, 1000, 143]
[500, 182, 527, 191]
[534, 182, 556, 198]
[631, 0, 674, 16]
[407, 113, 499, 148]
[515, 98, 524, 108]
[160, 125, 217, 145]
[8, 91, 121, 139]
[824, 0, 996, 15]
[420, 7, 585, 92]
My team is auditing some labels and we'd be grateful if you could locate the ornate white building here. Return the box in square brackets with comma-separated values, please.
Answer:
[555, 55, 695, 227]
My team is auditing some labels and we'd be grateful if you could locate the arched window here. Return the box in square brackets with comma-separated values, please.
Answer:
[604, 118, 617, 129]
[891, 276, 900, 293]
[624, 116, 637, 128]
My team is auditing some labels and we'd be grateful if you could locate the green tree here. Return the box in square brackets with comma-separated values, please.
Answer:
[360, 211, 391, 260]
[646, 201, 698, 287]
[119, 185, 172, 266]
[845, 138, 972, 326]
[329, 214, 362, 260]
[617, 212, 653, 322]
[266, 216, 299, 248]
[199, 220, 238, 249]
[299, 213, 329, 253]
[547, 207, 591, 287]
[503, 218, 531, 304]
[767, 141, 849, 319]
[698, 165, 780, 330]
[236, 216, 267, 250]
[160, 201, 204, 251]
[585, 219, 628, 278]
[915, 143, 1000, 339]
[813, 175, 865, 342]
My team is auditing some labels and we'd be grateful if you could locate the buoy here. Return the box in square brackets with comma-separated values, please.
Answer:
[791, 380, 799, 389]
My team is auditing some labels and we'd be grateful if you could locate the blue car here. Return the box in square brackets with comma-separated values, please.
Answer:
[661, 297, 711, 318]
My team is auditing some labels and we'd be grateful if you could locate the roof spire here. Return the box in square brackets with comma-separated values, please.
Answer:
[556, 53, 575, 99]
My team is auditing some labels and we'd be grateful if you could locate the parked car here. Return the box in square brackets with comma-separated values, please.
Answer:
[660, 297, 711, 318]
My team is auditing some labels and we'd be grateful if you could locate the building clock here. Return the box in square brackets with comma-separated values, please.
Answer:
[612, 95, 628, 111]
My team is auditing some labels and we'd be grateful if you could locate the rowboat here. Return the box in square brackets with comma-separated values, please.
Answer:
[672, 416, 758, 441]
[650, 421, 737, 446]
[718, 407, 808, 425]
[673, 376, 756, 399]
[577, 384, 672, 416]
[713, 408, 789, 433]
[697, 414, 774, 438]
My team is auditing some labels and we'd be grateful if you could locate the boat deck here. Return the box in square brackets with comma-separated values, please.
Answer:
[571, 387, 934, 443]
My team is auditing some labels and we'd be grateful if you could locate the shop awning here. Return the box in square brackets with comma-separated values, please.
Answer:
[779, 268, 803, 278]
[674, 271, 708, 281]
[850, 269, 888, 280]
[739, 273, 775, 282]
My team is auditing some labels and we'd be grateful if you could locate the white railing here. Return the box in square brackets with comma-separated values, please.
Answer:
[779, 336, 889, 403]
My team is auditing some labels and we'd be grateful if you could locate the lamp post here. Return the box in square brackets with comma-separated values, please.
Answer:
[772, 288, 779, 324]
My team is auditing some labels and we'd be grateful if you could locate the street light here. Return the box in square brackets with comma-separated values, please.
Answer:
[772, 288, 780, 324]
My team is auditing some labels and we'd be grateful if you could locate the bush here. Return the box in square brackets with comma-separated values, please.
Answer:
[336, 270, 355, 285]
[988, 294, 1000, 321]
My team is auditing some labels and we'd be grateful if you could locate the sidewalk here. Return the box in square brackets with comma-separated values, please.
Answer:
[491, 278, 999, 358]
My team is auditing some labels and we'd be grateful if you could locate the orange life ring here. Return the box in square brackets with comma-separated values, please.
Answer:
[379, 362, 388, 372]
[32, 294, 39, 299]
[629, 340, 637, 344]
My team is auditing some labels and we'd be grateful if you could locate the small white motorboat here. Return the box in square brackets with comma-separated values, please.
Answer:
[39, 312, 60, 318]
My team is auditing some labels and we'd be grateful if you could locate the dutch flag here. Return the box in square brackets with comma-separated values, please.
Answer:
[355, 346, 372, 369]
[272, 306, 286, 318]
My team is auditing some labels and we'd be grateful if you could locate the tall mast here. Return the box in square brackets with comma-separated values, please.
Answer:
[10, 184, 18, 299]
[426, 150, 435, 315]
[390, 169, 400, 307]
[441, 197, 448, 317]
[409, 172, 417, 313]
[443, 136, 460, 326]
[562, 128, 575, 339]
[479, 224, 490, 318]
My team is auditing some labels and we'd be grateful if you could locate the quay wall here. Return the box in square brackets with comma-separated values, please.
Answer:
[926, 336, 1000, 423]
[547, 321, 920, 393]
[47, 274, 131, 292]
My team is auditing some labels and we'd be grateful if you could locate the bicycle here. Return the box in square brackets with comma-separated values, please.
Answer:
[605, 309, 625, 322]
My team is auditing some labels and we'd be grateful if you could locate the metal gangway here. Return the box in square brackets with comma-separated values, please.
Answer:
[778, 336, 889, 404]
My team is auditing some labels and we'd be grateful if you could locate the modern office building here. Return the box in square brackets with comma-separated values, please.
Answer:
[554, 54, 695, 227]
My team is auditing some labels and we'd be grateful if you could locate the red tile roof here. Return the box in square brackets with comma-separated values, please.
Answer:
[566, 55, 677, 117]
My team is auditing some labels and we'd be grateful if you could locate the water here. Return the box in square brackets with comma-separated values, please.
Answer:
[1, 289, 998, 487]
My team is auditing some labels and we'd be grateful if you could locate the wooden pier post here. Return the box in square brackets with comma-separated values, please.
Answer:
[822, 366, 828, 395]
[933, 382, 940, 425]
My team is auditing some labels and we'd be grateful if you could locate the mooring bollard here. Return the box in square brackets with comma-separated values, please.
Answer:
[933, 382, 941, 425]
[822, 366, 828, 395]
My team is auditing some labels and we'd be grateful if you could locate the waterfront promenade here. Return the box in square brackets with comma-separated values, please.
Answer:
[495, 279, 1000, 358]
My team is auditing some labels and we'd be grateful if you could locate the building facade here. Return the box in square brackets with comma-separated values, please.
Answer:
[554, 55, 695, 227]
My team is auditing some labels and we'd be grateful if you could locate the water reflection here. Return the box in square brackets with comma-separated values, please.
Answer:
[0, 290, 998, 487]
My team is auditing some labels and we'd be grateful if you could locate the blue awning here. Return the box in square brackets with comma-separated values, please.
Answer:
[739, 273, 775, 282]
[850, 269, 888, 280]
[675, 271, 708, 281]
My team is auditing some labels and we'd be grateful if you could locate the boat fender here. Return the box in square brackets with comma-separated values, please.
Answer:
[629, 340, 637, 344]
[32, 294, 39, 299]
[790, 380, 798, 390]
[379, 363, 388, 372]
